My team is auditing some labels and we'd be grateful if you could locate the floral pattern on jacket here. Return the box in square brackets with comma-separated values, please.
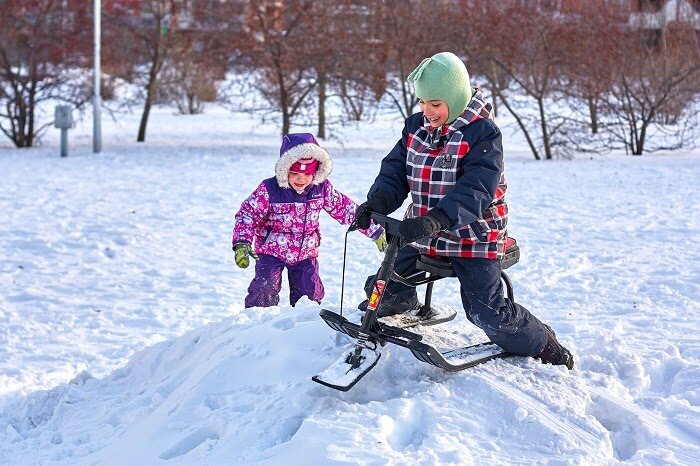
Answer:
[233, 177, 382, 265]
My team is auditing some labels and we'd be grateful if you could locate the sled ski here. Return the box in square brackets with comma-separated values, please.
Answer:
[312, 212, 519, 391]
[410, 341, 508, 371]
[312, 347, 381, 391]
[316, 308, 509, 373]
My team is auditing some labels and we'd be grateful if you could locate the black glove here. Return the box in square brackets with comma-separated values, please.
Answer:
[399, 208, 451, 242]
[355, 194, 390, 230]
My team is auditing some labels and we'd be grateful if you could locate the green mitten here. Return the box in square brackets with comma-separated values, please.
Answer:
[374, 232, 388, 253]
[234, 243, 258, 268]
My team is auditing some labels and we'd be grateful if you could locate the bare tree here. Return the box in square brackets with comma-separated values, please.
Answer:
[559, 6, 626, 136]
[601, 23, 700, 155]
[104, 0, 187, 142]
[453, 2, 497, 117]
[233, 0, 318, 136]
[0, 0, 90, 147]
[369, 0, 451, 119]
[474, 5, 589, 160]
[307, 0, 386, 137]
[304, 2, 336, 139]
[158, 59, 220, 114]
[330, 3, 387, 124]
[157, 5, 231, 115]
[334, 58, 386, 123]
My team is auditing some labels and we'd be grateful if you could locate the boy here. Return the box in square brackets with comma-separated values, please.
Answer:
[355, 52, 573, 369]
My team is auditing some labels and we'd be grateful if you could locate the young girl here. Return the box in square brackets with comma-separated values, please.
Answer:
[232, 133, 386, 308]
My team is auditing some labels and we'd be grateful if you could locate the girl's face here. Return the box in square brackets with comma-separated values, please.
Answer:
[419, 99, 449, 128]
[288, 171, 313, 192]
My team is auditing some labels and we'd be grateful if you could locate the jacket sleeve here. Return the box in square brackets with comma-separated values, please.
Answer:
[322, 181, 384, 240]
[435, 119, 504, 228]
[232, 182, 271, 246]
[366, 115, 422, 213]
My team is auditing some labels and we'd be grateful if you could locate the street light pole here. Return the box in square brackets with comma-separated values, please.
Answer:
[93, 0, 102, 153]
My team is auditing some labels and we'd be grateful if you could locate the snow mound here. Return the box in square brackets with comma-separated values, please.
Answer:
[4, 303, 697, 465]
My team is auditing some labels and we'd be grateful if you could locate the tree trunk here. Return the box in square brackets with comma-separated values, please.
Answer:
[588, 97, 598, 134]
[317, 70, 326, 139]
[16, 92, 31, 148]
[495, 90, 541, 160]
[538, 97, 552, 160]
[634, 120, 649, 155]
[137, 66, 159, 142]
[27, 81, 36, 147]
[629, 124, 639, 155]
[137, 82, 156, 142]
[276, 64, 291, 137]
[282, 106, 290, 137]
[15, 98, 27, 147]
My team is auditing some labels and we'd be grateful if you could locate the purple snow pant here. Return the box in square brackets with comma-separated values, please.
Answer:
[245, 254, 324, 308]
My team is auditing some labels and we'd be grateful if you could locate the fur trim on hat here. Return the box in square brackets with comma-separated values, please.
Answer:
[275, 143, 332, 188]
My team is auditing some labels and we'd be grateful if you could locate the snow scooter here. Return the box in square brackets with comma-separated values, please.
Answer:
[312, 212, 521, 391]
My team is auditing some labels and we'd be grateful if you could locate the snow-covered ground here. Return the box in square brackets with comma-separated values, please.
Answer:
[0, 105, 699, 465]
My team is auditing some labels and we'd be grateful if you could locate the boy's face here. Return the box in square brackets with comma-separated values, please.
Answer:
[288, 171, 313, 192]
[419, 99, 449, 128]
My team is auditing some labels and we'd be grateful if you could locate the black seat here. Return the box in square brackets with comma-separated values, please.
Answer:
[413, 237, 521, 302]
[416, 237, 520, 275]
[501, 237, 520, 270]
[415, 254, 456, 277]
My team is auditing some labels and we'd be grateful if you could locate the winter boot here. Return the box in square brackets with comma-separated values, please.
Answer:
[537, 324, 574, 370]
[358, 294, 421, 318]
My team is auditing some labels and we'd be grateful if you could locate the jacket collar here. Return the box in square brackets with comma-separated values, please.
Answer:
[422, 88, 493, 140]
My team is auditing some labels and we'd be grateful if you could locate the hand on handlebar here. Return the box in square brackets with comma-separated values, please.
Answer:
[398, 209, 451, 242]
[354, 197, 388, 230]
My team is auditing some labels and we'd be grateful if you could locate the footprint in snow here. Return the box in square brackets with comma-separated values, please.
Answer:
[272, 317, 295, 331]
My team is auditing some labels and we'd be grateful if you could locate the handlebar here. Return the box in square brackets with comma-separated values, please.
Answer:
[349, 211, 407, 248]
[367, 212, 402, 236]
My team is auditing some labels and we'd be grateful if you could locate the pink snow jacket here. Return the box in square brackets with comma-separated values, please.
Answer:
[232, 177, 383, 265]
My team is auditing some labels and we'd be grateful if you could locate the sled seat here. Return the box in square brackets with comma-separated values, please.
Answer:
[501, 237, 521, 270]
[416, 237, 520, 277]
[414, 237, 520, 303]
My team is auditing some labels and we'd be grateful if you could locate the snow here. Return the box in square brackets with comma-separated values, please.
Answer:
[1, 104, 699, 465]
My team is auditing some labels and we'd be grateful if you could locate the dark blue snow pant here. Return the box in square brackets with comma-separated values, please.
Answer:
[364, 245, 547, 356]
[245, 254, 324, 308]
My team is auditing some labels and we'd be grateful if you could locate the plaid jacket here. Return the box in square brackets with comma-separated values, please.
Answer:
[368, 90, 508, 259]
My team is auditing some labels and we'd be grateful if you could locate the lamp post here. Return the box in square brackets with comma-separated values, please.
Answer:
[93, 0, 102, 153]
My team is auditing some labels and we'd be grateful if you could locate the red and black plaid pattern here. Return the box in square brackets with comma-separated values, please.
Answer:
[406, 91, 508, 259]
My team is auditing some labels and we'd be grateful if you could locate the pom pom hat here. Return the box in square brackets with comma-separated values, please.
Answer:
[407, 52, 472, 125]
[275, 133, 332, 188]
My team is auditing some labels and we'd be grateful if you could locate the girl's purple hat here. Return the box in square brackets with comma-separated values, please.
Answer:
[279, 133, 319, 156]
[275, 133, 332, 188]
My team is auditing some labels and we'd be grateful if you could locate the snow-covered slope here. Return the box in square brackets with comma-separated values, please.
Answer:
[0, 107, 698, 465]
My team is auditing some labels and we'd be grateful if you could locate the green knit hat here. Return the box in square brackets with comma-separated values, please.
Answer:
[407, 52, 472, 124]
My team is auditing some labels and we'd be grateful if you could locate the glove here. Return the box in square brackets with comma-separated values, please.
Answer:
[355, 193, 390, 230]
[233, 243, 258, 268]
[399, 208, 451, 242]
[374, 231, 388, 253]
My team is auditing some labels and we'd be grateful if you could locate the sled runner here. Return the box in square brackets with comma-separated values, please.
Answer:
[312, 213, 520, 392]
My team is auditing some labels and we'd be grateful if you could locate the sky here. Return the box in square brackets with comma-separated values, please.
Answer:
[0, 103, 699, 465]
